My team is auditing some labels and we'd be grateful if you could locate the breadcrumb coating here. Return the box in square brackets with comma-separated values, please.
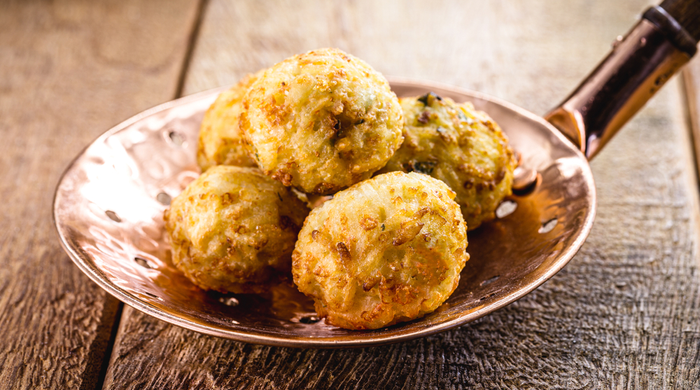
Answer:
[240, 48, 403, 194]
[164, 166, 309, 294]
[196, 72, 262, 172]
[292, 172, 468, 329]
[379, 93, 516, 230]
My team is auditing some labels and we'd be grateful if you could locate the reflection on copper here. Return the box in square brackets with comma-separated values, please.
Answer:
[512, 166, 538, 192]
[495, 200, 518, 218]
[553, 157, 583, 180]
[538, 218, 559, 234]
[53, 81, 596, 347]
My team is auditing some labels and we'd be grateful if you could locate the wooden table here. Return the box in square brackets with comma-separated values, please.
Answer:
[3, 0, 700, 388]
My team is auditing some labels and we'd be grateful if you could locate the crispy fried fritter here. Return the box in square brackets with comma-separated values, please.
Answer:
[292, 172, 468, 330]
[196, 72, 261, 172]
[164, 166, 309, 294]
[240, 48, 404, 194]
[378, 93, 516, 230]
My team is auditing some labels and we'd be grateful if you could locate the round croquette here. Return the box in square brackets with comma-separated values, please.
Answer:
[164, 166, 309, 294]
[292, 172, 468, 330]
[197, 72, 262, 172]
[240, 48, 403, 194]
[378, 92, 516, 230]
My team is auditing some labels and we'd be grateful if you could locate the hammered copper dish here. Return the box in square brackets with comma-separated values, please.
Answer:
[53, 3, 698, 347]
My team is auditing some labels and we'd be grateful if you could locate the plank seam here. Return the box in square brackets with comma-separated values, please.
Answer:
[98, 1, 208, 388]
[681, 64, 700, 279]
[79, 297, 123, 390]
[683, 68, 700, 190]
[175, 0, 209, 98]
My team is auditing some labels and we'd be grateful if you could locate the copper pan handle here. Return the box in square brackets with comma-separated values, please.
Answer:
[545, 0, 700, 159]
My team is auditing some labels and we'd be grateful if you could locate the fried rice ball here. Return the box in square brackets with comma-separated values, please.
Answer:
[240, 48, 404, 194]
[378, 92, 517, 230]
[292, 171, 468, 330]
[196, 72, 262, 172]
[164, 166, 309, 294]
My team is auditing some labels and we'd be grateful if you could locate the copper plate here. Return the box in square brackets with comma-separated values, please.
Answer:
[53, 79, 595, 348]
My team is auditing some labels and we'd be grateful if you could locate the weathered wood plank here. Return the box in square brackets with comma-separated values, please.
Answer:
[104, 0, 700, 388]
[685, 59, 700, 189]
[0, 1, 200, 388]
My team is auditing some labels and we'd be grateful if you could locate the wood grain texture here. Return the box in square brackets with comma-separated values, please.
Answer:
[685, 58, 700, 189]
[104, 0, 700, 388]
[659, 0, 700, 41]
[0, 0, 200, 388]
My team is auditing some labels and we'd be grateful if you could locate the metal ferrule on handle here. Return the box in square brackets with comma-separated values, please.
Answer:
[545, 6, 697, 159]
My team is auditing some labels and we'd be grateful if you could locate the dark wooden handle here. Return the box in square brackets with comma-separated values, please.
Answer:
[642, 1, 700, 56]
[659, 0, 700, 41]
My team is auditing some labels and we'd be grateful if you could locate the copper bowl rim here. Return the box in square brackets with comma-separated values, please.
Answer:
[52, 78, 596, 348]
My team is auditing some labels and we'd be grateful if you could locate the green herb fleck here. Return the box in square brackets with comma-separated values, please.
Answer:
[381, 224, 385, 231]
[418, 92, 442, 106]
[414, 161, 437, 175]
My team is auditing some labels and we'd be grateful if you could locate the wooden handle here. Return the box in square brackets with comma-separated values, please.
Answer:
[659, 0, 700, 41]
[642, 1, 699, 57]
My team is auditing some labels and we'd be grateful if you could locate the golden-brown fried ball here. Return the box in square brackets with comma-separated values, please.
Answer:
[197, 72, 261, 172]
[164, 166, 309, 294]
[378, 92, 516, 230]
[240, 48, 404, 195]
[292, 172, 468, 330]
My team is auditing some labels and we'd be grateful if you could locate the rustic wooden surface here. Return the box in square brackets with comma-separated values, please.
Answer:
[3, 0, 700, 388]
[685, 61, 700, 186]
[0, 1, 200, 389]
[98, 0, 700, 389]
